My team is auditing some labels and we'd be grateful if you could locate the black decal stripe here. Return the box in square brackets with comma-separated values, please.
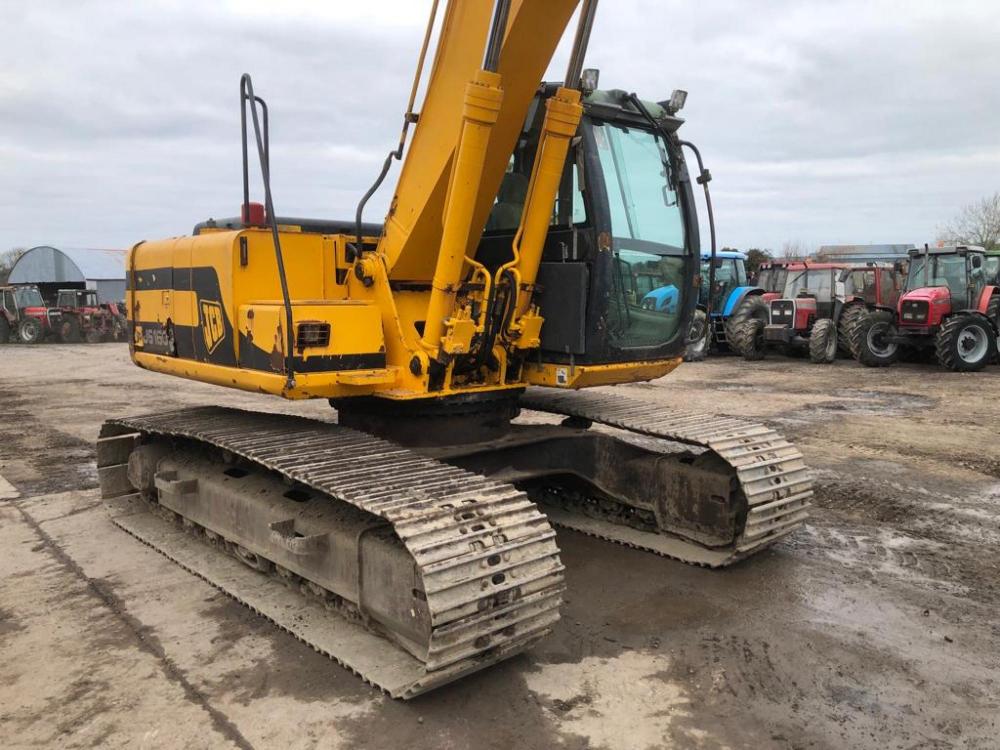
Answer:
[190, 268, 236, 367]
[131, 267, 175, 292]
[130, 265, 237, 367]
[130, 266, 195, 292]
[237, 332, 384, 373]
[136, 323, 386, 375]
[292, 353, 386, 373]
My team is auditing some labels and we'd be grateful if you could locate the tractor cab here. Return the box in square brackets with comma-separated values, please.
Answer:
[57, 288, 101, 311]
[756, 261, 798, 301]
[839, 264, 902, 309]
[698, 251, 750, 317]
[898, 246, 990, 328]
[4, 284, 48, 315]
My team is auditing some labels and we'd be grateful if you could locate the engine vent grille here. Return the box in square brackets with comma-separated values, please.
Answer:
[770, 299, 794, 323]
[900, 300, 928, 323]
[295, 321, 331, 350]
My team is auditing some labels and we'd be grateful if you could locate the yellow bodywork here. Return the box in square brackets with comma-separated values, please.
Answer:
[126, 0, 684, 403]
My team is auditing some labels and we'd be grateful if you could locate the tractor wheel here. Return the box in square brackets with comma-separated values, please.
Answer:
[854, 310, 899, 367]
[809, 318, 838, 364]
[17, 317, 43, 345]
[725, 295, 768, 357]
[838, 304, 866, 358]
[0, 317, 9, 344]
[734, 319, 766, 361]
[987, 295, 1000, 363]
[85, 327, 103, 344]
[113, 316, 127, 342]
[935, 315, 996, 372]
[683, 309, 709, 362]
[987, 294, 1000, 326]
[60, 317, 82, 343]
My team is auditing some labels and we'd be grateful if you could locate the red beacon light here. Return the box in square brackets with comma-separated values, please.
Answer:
[241, 201, 266, 226]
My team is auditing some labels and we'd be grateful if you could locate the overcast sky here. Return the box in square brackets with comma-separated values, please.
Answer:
[2, 0, 999, 253]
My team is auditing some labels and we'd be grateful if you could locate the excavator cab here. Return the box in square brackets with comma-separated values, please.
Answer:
[478, 85, 697, 366]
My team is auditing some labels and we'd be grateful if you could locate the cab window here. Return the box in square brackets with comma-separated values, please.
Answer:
[879, 269, 899, 305]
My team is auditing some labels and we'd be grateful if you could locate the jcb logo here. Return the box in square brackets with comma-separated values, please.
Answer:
[200, 300, 226, 354]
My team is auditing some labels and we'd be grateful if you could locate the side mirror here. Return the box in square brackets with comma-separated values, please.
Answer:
[971, 255, 982, 269]
[712, 258, 724, 268]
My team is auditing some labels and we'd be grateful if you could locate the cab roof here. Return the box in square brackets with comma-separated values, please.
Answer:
[909, 245, 985, 257]
[700, 250, 746, 260]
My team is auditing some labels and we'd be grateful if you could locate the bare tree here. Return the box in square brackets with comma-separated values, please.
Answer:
[0, 247, 26, 284]
[937, 192, 1000, 251]
[779, 240, 809, 260]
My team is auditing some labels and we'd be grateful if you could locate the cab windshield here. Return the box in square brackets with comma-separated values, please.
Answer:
[595, 121, 686, 348]
[784, 269, 833, 301]
[14, 287, 44, 308]
[757, 267, 788, 294]
[985, 255, 999, 285]
[906, 255, 968, 294]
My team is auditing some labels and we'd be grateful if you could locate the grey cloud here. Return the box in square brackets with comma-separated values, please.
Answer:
[1, 0, 998, 252]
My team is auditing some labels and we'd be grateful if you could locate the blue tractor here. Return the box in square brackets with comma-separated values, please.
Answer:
[684, 250, 769, 360]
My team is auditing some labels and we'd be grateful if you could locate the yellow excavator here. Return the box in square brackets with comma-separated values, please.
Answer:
[97, 0, 811, 697]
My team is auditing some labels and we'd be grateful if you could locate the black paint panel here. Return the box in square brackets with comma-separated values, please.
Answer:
[237, 332, 385, 374]
[536, 262, 589, 355]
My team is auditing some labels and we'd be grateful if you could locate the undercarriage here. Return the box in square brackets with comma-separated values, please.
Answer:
[97, 389, 810, 697]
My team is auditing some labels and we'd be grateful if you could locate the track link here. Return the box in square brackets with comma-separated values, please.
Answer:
[520, 388, 812, 566]
[97, 407, 565, 698]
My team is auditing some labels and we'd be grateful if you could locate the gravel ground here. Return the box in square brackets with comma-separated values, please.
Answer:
[0, 343, 998, 749]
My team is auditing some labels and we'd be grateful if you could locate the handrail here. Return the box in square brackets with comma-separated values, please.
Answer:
[240, 74, 296, 390]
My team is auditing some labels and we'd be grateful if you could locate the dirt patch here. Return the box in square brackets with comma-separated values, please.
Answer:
[2, 346, 1000, 749]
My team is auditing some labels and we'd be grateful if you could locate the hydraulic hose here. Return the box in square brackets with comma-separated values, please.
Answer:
[351, 0, 440, 260]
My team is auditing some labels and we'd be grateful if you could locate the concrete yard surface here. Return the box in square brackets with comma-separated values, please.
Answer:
[1, 344, 998, 749]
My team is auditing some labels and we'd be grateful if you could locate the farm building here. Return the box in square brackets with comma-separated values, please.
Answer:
[816, 244, 915, 264]
[8, 246, 127, 304]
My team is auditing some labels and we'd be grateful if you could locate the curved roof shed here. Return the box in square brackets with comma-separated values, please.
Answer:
[9, 246, 127, 303]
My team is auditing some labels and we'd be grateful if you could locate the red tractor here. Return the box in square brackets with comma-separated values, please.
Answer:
[742, 262, 903, 364]
[854, 245, 999, 371]
[835, 263, 905, 358]
[53, 288, 127, 343]
[0, 284, 63, 344]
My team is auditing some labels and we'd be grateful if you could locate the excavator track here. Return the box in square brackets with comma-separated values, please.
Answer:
[97, 407, 564, 699]
[519, 388, 812, 567]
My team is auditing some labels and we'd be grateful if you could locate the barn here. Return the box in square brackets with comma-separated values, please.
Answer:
[8, 246, 127, 304]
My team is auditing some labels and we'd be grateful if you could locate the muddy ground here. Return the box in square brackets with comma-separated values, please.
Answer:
[1, 343, 998, 749]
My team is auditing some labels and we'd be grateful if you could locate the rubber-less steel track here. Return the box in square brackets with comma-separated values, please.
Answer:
[520, 388, 812, 566]
[98, 407, 565, 698]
